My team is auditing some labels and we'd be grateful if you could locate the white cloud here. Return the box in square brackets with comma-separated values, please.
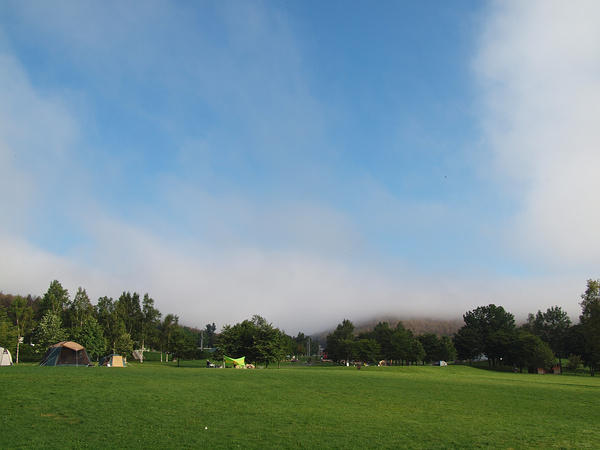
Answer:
[0, 50, 85, 244]
[475, 0, 600, 268]
[4, 215, 585, 334]
[1, 1, 593, 335]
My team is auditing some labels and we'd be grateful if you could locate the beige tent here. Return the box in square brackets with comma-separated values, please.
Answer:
[100, 354, 126, 367]
[0, 347, 13, 366]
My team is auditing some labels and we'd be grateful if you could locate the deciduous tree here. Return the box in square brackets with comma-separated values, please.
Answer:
[8, 296, 34, 363]
[67, 287, 94, 329]
[453, 326, 482, 363]
[525, 306, 571, 365]
[140, 293, 161, 360]
[438, 335, 457, 362]
[217, 316, 288, 368]
[579, 279, 600, 375]
[0, 307, 17, 355]
[168, 325, 197, 366]
[325, 319, 355, 363]
[407, 339, 425, 365]
[161, 314, 179, 362]
[35, 311, 67, 350]
[418, 333, 441, 364]
[116, 292, 142, 344]
[70, 315, 106, 362]
[459, 304, 515, 367]
[390, 323, 413, 364]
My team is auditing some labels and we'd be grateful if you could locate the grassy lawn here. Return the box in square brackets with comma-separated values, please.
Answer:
[1, 362, 599, 448]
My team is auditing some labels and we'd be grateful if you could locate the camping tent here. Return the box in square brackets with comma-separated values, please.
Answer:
[0, 347, 13, 366]
[223, 355, 246, 368]
[132, 350, 144, 362]
[100, 354, 126, 367]
[39, 341, 91, 366]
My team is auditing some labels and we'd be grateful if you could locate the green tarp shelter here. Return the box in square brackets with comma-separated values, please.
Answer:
[39, 341, 91, 366]
[223, 355, 245, 368]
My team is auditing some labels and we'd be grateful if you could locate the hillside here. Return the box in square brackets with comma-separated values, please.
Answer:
[311, 316, 464, 344]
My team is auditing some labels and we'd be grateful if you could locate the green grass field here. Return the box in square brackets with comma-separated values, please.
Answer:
[1, 362, 599, 449]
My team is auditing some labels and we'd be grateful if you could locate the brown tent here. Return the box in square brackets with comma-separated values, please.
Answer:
[39, 341, 91, 366]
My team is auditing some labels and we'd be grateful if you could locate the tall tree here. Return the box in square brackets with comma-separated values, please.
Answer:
[360, 322, 394, 361]
[527, 306, 571, 365]
[140, 293, 162, 361]
[204, 323, 217, 348]
[325, 319, 355, 363]
[35, 311, 67, 350]
[580, 279, 600, 375]
[459, 304, 516, 367]
[95, 296, 116, 349]
[161, 314, 179, 362]
[116, 292, 142, 344]
[95, 296, 130, 356]
[407, 339, 426, 365]
[70, 315, 106, 362]
[112, 320, 134, 357]
[291, 332, 308, 357]
[217, 316, 287, 368]
[438, 335, 457, 362]
[67, 287, 94, 329]
[0, 306, 17, 356]
[253, 321, 287, 368]
[168, 325, 197, 367]
[453, 327, 482, 363]
[390, 323, 413, 365]
[37, 280, 70, 321]
[564, 323, 586, 362]
[418, 333, 441, 364]
[218, 320, 255, 360]
[8, 296, 34, 364]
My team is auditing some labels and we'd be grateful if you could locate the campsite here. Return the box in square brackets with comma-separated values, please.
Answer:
[2, 359, 599, 448]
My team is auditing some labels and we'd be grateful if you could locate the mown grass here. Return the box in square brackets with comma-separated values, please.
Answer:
[1, 362, 599, 449]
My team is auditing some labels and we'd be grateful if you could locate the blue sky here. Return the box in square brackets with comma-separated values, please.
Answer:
[2, 1, 600, 334]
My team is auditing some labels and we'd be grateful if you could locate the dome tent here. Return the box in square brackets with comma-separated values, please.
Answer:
[39, 341, 91, 366]
[99, 354, 126, 367]
[0, 347, 13, 366]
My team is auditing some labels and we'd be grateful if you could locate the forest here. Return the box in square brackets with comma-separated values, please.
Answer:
[2, 279, 600, 375]
[0, 280, 316, 366]
[324, 279, 600, 375]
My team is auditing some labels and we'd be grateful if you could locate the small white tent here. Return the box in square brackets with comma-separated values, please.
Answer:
[0, 347, 13, 366]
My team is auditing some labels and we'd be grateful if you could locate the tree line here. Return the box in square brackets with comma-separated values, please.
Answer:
[325, 319, 457, 365]
[0, 280, 199, 363]
[3, 278, 600, 373]
[325, 279, 600, 375]
[454, 279, 600, 375]
[0, 280, 318, 366]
